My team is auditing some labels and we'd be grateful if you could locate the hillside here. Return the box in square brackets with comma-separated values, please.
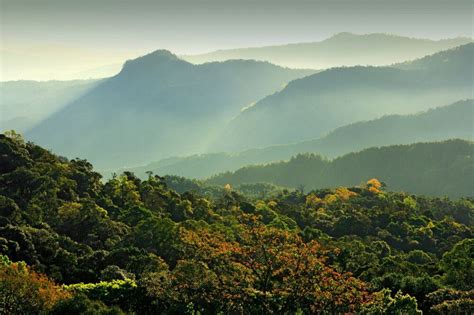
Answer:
[0, 79, 99, 133]
[124, 100, 474, 179]
[1, 133, 472, 313]
[208, 140, 474, 198]
[25, 50, 315, 169]
[182, 32, 472, 69]
[211, 44, 474, 152]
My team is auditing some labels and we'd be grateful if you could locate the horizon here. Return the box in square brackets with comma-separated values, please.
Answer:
[1, 31, 472, 82]
[2, 0, 473, 80]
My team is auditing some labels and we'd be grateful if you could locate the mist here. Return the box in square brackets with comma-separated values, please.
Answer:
[1, 0, 472, 80]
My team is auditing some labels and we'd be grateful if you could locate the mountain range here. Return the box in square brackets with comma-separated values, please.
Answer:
[182, 32, 472, 69]
[123, 99, 474, 179]
[25, 51, 315, 169]
[211, 44, 473, 152]
[207, 139, 474, 198]
[2, 34, 471, 173]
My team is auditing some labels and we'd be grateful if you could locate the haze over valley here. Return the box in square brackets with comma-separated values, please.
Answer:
[1, 1, 473, 313]
[3, 41, 470, 175]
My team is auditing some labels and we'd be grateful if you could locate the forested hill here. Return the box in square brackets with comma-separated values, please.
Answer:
[1, 132, 473, 313]
[211, 44, 474, 152]
[208, 140, 474, 198]
[25, 50, 315, 169]
[124, 99, 473, 179]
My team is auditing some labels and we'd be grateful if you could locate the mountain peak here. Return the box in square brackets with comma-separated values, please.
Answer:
[124, 49, 181, 65]
[143, 49, 180, 60]
[119, 49, 189, 76]
[330, 32, 356, 39]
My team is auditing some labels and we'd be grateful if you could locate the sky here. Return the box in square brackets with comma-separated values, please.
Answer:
[0, 0, 472, 80]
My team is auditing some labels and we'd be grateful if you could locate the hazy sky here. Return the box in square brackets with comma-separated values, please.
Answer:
[1, 0, 472, 80]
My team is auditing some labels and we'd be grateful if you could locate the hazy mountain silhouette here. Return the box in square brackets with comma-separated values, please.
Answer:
[26, 50, 315, 169]
[0, 79, 99, 133]
[124, 100, 473, 179]
[207, 139, 474, 198]
[182, 33, 472, 69]
[211, 44, 473, 152]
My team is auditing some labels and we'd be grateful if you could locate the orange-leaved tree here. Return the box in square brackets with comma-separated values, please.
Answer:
[0, 255, 71, 314]
[174, 215, 372, 313]
[366, 178, 383, 194]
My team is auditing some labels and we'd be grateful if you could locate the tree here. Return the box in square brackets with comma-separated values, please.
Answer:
[360, 289, 421, 314]
[178, 216, 372, 313]
[50, 293, 125, 315]
[0, 255, 70, 313]
[441, 238, 473, 290]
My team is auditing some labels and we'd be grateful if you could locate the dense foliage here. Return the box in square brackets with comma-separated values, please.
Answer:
[0, 255, 71, 314]
[208, 139, 474, 198]
[0, 133, 472, 313]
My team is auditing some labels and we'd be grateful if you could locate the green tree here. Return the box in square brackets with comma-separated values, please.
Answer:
[441, 239, 473, 290]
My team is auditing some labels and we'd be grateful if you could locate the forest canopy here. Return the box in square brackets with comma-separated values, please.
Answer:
[0, 133, 472, 313]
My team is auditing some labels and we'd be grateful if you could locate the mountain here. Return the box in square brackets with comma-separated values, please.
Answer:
[207, 140, 474, 198]
[26, 50, 315, 169]
[122, 100, 474, 179]
[0, 79, 99, 133]
[182, 33, 472, 69]
[211, 44, 474, 152]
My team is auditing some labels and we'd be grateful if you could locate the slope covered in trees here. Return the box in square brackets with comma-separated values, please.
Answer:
[25, 51, 315, 169]
[182, 32, 472, 69]
[0, 133, 472, 313]
[125, 100, 474, 179]
[208, 140, 474, 198]
[211, 44, 474, 152]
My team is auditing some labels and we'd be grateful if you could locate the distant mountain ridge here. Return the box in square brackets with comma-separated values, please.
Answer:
[210, 44, 473, 152]
[122, 100, 473, 179]
[207, 140, 474, 198]
[182, 32, 472, 69]
[26, 50, 315, 169]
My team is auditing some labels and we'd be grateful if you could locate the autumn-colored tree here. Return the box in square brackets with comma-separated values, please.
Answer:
[366, 178, 383, 194]
[0, 255, 70, 314]
[305, 193, 322, 208]
[177, 215, 372, 313]
[335, 187, 358, 201]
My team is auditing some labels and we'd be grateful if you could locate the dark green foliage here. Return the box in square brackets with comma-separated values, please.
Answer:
[440, 239, 474, 290]
[424, 289, 474, 313]
[162, 175, 286, 201]
[0, 134, 472, 312]
[208, 139, 474, 198]
[430, 298, 474, 314]
[50, 293, 125, 315]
